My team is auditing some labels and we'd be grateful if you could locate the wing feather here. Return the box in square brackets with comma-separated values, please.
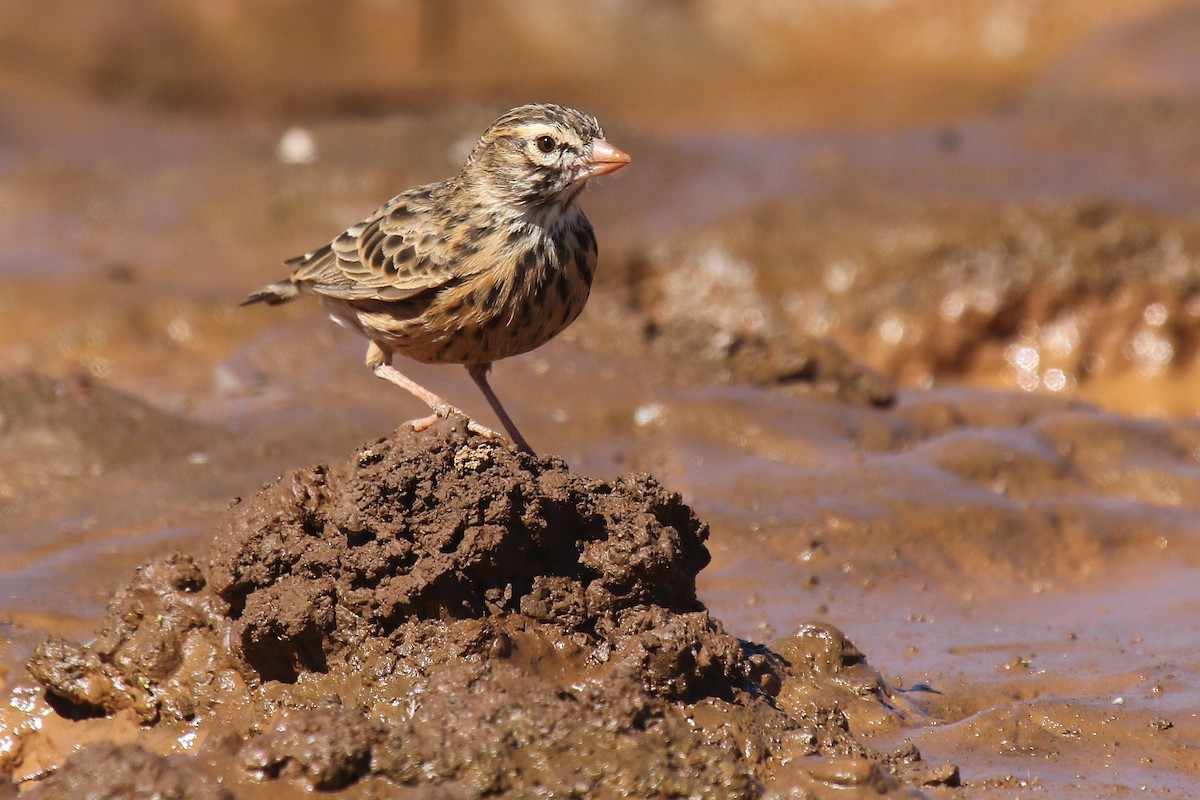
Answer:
[281, 181, 473, 302]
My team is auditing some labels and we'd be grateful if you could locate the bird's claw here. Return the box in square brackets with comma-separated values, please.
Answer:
[407, 402, 463, 430]
[466, 420, 504, 440]
[406, 413, 442, 433]
[405, 408, 503, 441]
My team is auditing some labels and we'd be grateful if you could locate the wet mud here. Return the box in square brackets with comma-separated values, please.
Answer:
[4, 422, 954, 797]
[633, 199, 1200, 414]
[3, 1, 1200, 797]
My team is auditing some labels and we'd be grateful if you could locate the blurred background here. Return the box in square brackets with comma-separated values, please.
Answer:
[4, 0, 1197, 129]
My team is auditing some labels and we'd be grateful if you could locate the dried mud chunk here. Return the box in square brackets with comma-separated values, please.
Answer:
[773, 623, 915, 742]
[519, 575, 588, 626]
[241, 705, 378, 790]
[776, 623, 865, 675]
[905, 760, 961, 787]
[23, 742, 232, 800]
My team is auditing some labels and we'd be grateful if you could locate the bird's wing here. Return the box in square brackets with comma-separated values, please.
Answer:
[284, 186, 464, 302]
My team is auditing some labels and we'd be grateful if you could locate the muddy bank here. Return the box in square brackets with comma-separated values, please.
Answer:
[624, 199, 1200, 416]
[1, 421, 955, 797]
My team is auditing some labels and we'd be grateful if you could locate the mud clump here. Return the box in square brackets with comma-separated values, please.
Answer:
[3, 419, 949, 797]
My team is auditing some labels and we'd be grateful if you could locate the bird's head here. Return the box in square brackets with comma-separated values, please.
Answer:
[463, 103, 630, 212]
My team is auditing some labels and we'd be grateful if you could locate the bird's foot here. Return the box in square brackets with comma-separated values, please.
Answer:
[431, 401, 457, 420]
[405, 405, 504, 440]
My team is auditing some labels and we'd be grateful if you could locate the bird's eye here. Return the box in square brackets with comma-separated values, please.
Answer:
[535, 135, 557, 154]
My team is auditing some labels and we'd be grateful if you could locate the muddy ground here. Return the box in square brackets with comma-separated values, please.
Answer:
[3, 1, 1200, 797]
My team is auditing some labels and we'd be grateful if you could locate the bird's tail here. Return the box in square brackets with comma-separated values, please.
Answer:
[241, 280, 300, 306]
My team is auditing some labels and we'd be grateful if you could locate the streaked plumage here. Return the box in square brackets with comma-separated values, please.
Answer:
[243, 103, 630, 452]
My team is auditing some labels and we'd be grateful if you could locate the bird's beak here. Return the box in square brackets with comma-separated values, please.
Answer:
[577, 139, 631, 181]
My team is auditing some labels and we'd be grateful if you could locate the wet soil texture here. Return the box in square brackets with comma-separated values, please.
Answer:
[5, 421, 954, 797]
[3, 1, 1200, 797]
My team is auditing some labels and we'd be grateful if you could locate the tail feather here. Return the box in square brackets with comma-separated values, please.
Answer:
[241, 280, 300, 306]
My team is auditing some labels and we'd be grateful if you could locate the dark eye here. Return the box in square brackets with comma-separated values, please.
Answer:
[535, 135, 556, 154]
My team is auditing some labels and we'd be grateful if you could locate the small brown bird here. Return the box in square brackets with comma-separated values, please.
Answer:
[244, 103, 630, 452]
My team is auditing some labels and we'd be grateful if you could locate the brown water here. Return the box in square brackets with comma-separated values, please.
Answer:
[3, 1, 1200, 796]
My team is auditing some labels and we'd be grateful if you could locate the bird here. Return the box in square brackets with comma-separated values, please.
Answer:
[243, 103, 630, 453]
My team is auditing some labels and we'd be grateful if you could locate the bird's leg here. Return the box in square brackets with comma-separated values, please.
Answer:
[367, 343, 503, 439]
[466, 363, 535, 454]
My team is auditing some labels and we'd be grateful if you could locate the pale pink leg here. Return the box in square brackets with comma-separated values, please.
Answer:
[372, 363, 503, 439]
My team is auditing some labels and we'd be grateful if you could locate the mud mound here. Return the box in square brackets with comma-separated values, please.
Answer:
[3, 419, 952, 797]
[207, 425, 714, 684]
